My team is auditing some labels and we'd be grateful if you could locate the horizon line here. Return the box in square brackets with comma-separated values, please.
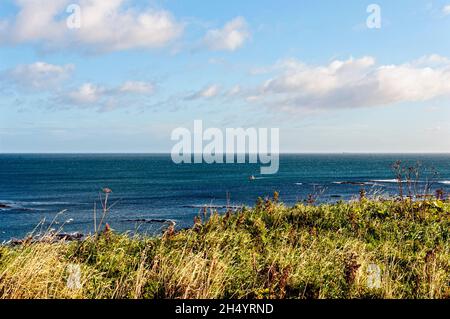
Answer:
[1, 152, 450, 155]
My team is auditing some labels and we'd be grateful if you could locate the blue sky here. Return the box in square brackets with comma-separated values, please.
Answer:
[0, 0, 449, 153]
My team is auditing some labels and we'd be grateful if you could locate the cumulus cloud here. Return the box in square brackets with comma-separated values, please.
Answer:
[66, 83, 104, 104]
[0, 0, 183, 52]
[7, 0, 68, 43]
[203, 17, 250, 51]
[61, 80, 155, 110]
[411, 54, 450, 67]
[4, 62, 74, 89]
[244, 55, 450, 113]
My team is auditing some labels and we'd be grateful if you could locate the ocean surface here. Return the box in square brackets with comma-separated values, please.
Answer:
[1, 154, 449, 242]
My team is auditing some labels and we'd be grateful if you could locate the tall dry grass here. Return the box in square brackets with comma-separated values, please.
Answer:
[0, 196, 449, 299]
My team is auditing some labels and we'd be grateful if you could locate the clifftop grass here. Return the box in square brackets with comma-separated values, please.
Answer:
[0, 196, 449, 299]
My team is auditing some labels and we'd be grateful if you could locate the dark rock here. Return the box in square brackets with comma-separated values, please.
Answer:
[334, 181, 366, 186]
[122, 218, 175, 224]
[54, 232, 84, 241]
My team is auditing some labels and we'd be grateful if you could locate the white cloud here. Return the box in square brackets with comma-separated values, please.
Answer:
[443, 5, 450, 15]
[63, 80, 155, 110]
[6, 62, 74, 89]
[411, 54, 450, 67]
[119, 81, 154, 94]
[203, 17, 250, 51]
[185, 84, 220, 100]
[244, 55, 450, 113]
[1, 0, 183, 52]
[5, 0, 67, 44]
[227, 85, 241, 96]
[200, 85, 220, 98]
[67, 83, 104, 104]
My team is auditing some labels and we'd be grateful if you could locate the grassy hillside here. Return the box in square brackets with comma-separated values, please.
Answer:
[0, 195, 449, 299]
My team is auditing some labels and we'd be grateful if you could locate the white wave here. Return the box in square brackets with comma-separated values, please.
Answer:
[373, 179, 444, 184]
[333, 181, 374, 186]
[371, 179, 401, 183]
[295, 183, 303, 185]
[20, 201, 73, 206]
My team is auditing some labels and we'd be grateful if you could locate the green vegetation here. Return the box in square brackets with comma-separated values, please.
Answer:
[0, 195, 449, 299]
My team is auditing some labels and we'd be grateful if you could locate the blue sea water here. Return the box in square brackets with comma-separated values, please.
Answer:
[0, 154, 449, 242]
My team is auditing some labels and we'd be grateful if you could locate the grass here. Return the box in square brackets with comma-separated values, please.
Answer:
[0, 195, 449, 299]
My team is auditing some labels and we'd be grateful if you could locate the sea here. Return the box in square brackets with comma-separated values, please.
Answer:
[0, 154, 449, 242]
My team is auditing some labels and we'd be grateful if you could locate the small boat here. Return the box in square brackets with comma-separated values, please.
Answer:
[249, 175, 256, 181]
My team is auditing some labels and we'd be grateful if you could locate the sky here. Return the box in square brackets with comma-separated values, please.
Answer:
[0, 0, 450, 153]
